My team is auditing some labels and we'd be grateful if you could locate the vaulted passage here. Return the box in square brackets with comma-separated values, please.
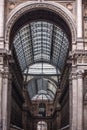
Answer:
[9, 8, 71, 130]
[0, 1, 86, 130]
[12, 20, 69, 100]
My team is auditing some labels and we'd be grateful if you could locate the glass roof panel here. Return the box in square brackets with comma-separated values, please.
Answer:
[13, 21, 69, 72]
[23, 63, 60, 75]
[26, 78, 57, 100]
[48, 81, 57, 94]
[13, 20, 69, 100]
[32, 94, 53, 100]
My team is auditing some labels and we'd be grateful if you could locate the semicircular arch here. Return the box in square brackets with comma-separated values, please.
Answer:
[5, 1, 76, 47]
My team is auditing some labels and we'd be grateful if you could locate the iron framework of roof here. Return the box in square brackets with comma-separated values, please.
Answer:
[13, 21, 69, 101]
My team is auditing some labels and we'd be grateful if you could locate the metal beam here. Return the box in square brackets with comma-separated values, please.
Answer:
[50, 24, 54, 63]
[34, 93, 53, 100]
[29, 24, 34, 62]
[47, 88, 55, 95]
[35, 79, 38, 94]
[18, 32, 27, 70]
[56, 32, 65, 69]
[47, 89, 54, 98]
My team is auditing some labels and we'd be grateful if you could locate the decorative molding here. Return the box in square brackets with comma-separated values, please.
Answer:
[71, 72, 77, 80]
[70, 50, 87, 65]
[5, 1, 76, 46]
[71, 69, 84, 80]
[76, 69, 84, 78]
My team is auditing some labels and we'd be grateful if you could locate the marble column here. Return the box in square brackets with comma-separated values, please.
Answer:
[69, 74, 72, 129]
[0, 0, 4, 121]
[77, 70, 84, 130]
[2, 71, 9, 130]
[77, 0, 82, 38]
[71, 72, 78, 130]
[0, 72, 3, 129]
[0, 0, 4, 48]
[77, 0, 83, 49]
[7, 74, 12, 130]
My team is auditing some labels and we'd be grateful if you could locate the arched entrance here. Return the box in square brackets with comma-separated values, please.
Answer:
[5, 1, 76, 46]
[37, 121, 47, 130]
[3, 1, 76, 130]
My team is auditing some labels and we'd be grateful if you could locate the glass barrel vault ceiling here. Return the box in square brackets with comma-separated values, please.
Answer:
[27, 78, 57, 101]
[13, 21, 69, 100]
[24, 63, 60, 75]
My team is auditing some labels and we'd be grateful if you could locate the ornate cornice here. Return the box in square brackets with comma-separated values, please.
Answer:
[69, 50, 87, 60]
[71, 72, 77, 80]
[76, 69, 84, 78]
[71, 69, 84, 80]
[0, 68, 9, 78]
[69, 50, 87, 65]
[71, 50, 87, 56]
[0, 49, 11, 56]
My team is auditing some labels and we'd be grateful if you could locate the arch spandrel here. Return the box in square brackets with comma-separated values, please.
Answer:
[5, 1, 76, 46]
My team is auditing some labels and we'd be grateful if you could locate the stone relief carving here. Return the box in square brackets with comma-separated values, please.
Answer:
[8, 0, 29, 12]
[60, 2, 74, 13]
[71, 50, 87, 65]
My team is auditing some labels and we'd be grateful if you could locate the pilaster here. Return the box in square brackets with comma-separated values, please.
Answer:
[0, 51, 5, 129]
[76, 0, 83, 49]
[70, 49, 85, 130]
[0, 72, 3, 130]
[71, 72, 78, 130]
[2, 68, 9, 130]
[0, 48, 11, 130]
[69, 73, 72, 130]
[77, 0, 82, 38]
[77, 70, 84, 130]
[0, 0, 4, 48]
[7, 73, 12, 130]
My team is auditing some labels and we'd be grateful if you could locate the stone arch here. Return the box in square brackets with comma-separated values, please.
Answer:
[5, 1, 76, 48]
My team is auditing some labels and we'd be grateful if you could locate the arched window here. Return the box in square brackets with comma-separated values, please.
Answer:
[39, 103, 46, 117]
[37, 121, 47, 130]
